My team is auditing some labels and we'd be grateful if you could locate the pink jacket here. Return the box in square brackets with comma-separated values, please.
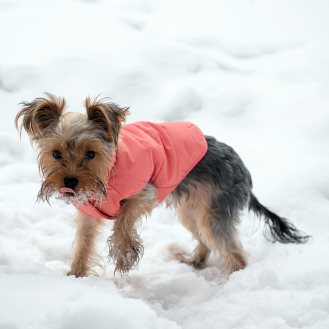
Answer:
[76, 121, 207, 219]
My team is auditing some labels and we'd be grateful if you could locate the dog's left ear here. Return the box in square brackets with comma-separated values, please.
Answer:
[15, 93, 66, 142]
[84, 97, 130, 150]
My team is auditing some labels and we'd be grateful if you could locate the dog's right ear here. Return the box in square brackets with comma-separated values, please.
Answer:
[15, 93, 66, 142]
[84, 97, 130, 151]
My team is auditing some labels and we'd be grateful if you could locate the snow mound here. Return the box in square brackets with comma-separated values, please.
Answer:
[1, 0, 329, 328]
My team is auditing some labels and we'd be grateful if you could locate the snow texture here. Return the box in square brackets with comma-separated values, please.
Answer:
[1, 0, 329, 328]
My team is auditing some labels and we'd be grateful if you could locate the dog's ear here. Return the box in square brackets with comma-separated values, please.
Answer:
[15, 93, 66, 142]
[84, 97, 130, 150]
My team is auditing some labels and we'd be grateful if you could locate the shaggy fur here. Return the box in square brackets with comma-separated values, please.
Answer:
[108, 182, 158, 275]
[15, 93, 310, 278]
[68, 212, 106, 277]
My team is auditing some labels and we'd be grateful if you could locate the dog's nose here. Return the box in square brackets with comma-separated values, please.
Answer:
[64, 177, 79, 189]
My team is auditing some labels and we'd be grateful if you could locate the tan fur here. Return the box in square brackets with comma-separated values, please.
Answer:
[15, 93, 67, 142]
[108, 182, 158, 275]
[37, 121, 113, 203]
[173, 183, 248, 274]
[15, 93, 248, 278]
[85, 96, 130, 151]
[222, 234, 248, 273]
[14, 94, 130, 204]
[68, 211, 106, 277]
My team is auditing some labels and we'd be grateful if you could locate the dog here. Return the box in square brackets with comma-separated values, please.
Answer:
[15, 93, 309, 278]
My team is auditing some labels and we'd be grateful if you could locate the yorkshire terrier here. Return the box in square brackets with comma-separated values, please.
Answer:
[15, 93, 309, 278]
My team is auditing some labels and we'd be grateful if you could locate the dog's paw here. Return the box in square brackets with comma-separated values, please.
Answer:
[114, 250, 139, 275]
[109, 238, 144, 276]
[67, 270, 79, 277]
[67, 263, 104, 278]
[170, 250, 208, 270]
[67, 268, 87, 278]
[67, 260, 90, 278]
[191, 260, 207, 270]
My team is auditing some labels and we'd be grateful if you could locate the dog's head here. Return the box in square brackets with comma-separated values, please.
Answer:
[15, 93, 129, 205]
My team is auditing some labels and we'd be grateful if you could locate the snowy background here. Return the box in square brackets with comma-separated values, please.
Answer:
[1, 0, 329, 328]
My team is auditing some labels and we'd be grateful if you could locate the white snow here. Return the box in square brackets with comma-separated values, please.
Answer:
[1, 0, 329, 328]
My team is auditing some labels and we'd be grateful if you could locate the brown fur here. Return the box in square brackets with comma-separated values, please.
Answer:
[169, 182, 248, 274]
[15, 93, 249, 278]
[15, 94, 130, 205]
[68, 211, 106, 277]
[37, 130, 112, 204]
[108, 182, 158, 276]
[15, 93, 67, 143]
[85, 96, 130, 150]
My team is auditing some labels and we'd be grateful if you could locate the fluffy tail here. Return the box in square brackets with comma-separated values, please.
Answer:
[249, 193, 310, 244]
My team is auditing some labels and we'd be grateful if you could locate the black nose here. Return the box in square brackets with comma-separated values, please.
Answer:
[64, 177, 79, 189]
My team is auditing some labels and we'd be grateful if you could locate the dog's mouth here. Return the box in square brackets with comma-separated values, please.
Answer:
[58, 187, 77, 197]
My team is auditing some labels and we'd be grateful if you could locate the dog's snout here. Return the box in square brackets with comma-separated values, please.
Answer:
[64, 177, 79, 189]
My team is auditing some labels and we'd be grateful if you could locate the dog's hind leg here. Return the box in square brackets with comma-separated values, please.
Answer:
[68, 210, 106, 278]
[175, 201, 211, 270]
[172, 182, 248, 274]
[209, 215, 248, 274]
[195, 189, 248, 274]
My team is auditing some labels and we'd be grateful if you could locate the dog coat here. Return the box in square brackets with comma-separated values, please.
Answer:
[75, 121, 208, 219]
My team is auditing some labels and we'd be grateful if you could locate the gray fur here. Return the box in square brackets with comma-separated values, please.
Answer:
[171, 136, 251, 248]
[171, 135, 309, 251]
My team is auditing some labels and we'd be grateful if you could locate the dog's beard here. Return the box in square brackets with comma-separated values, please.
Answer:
[55, 188, 106, 207]
[37, 170, 108, 207]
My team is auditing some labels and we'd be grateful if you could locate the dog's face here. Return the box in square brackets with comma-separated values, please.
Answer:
[15, 93, 129, 205]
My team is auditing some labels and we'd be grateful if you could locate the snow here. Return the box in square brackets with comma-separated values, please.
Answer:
[1, 0, 329, 328]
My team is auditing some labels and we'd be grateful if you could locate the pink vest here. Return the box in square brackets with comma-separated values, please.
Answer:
[76, 121, 207, 219]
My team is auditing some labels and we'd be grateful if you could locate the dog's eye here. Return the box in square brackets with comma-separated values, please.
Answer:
[85, 151, 95, 160]
[53, 150, 62, 160]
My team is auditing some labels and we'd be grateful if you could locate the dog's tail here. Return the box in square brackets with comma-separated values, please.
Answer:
[248, 193, 310, 244]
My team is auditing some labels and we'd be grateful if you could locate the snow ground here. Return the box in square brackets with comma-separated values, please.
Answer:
[1, 0, 329, 328]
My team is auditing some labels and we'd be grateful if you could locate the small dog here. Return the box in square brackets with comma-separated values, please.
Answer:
[15, 93, 309, 278]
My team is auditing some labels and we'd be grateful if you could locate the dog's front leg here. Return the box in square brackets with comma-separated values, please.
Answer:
[108, 183, 157, 276]
[68, 210, 106, 278]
